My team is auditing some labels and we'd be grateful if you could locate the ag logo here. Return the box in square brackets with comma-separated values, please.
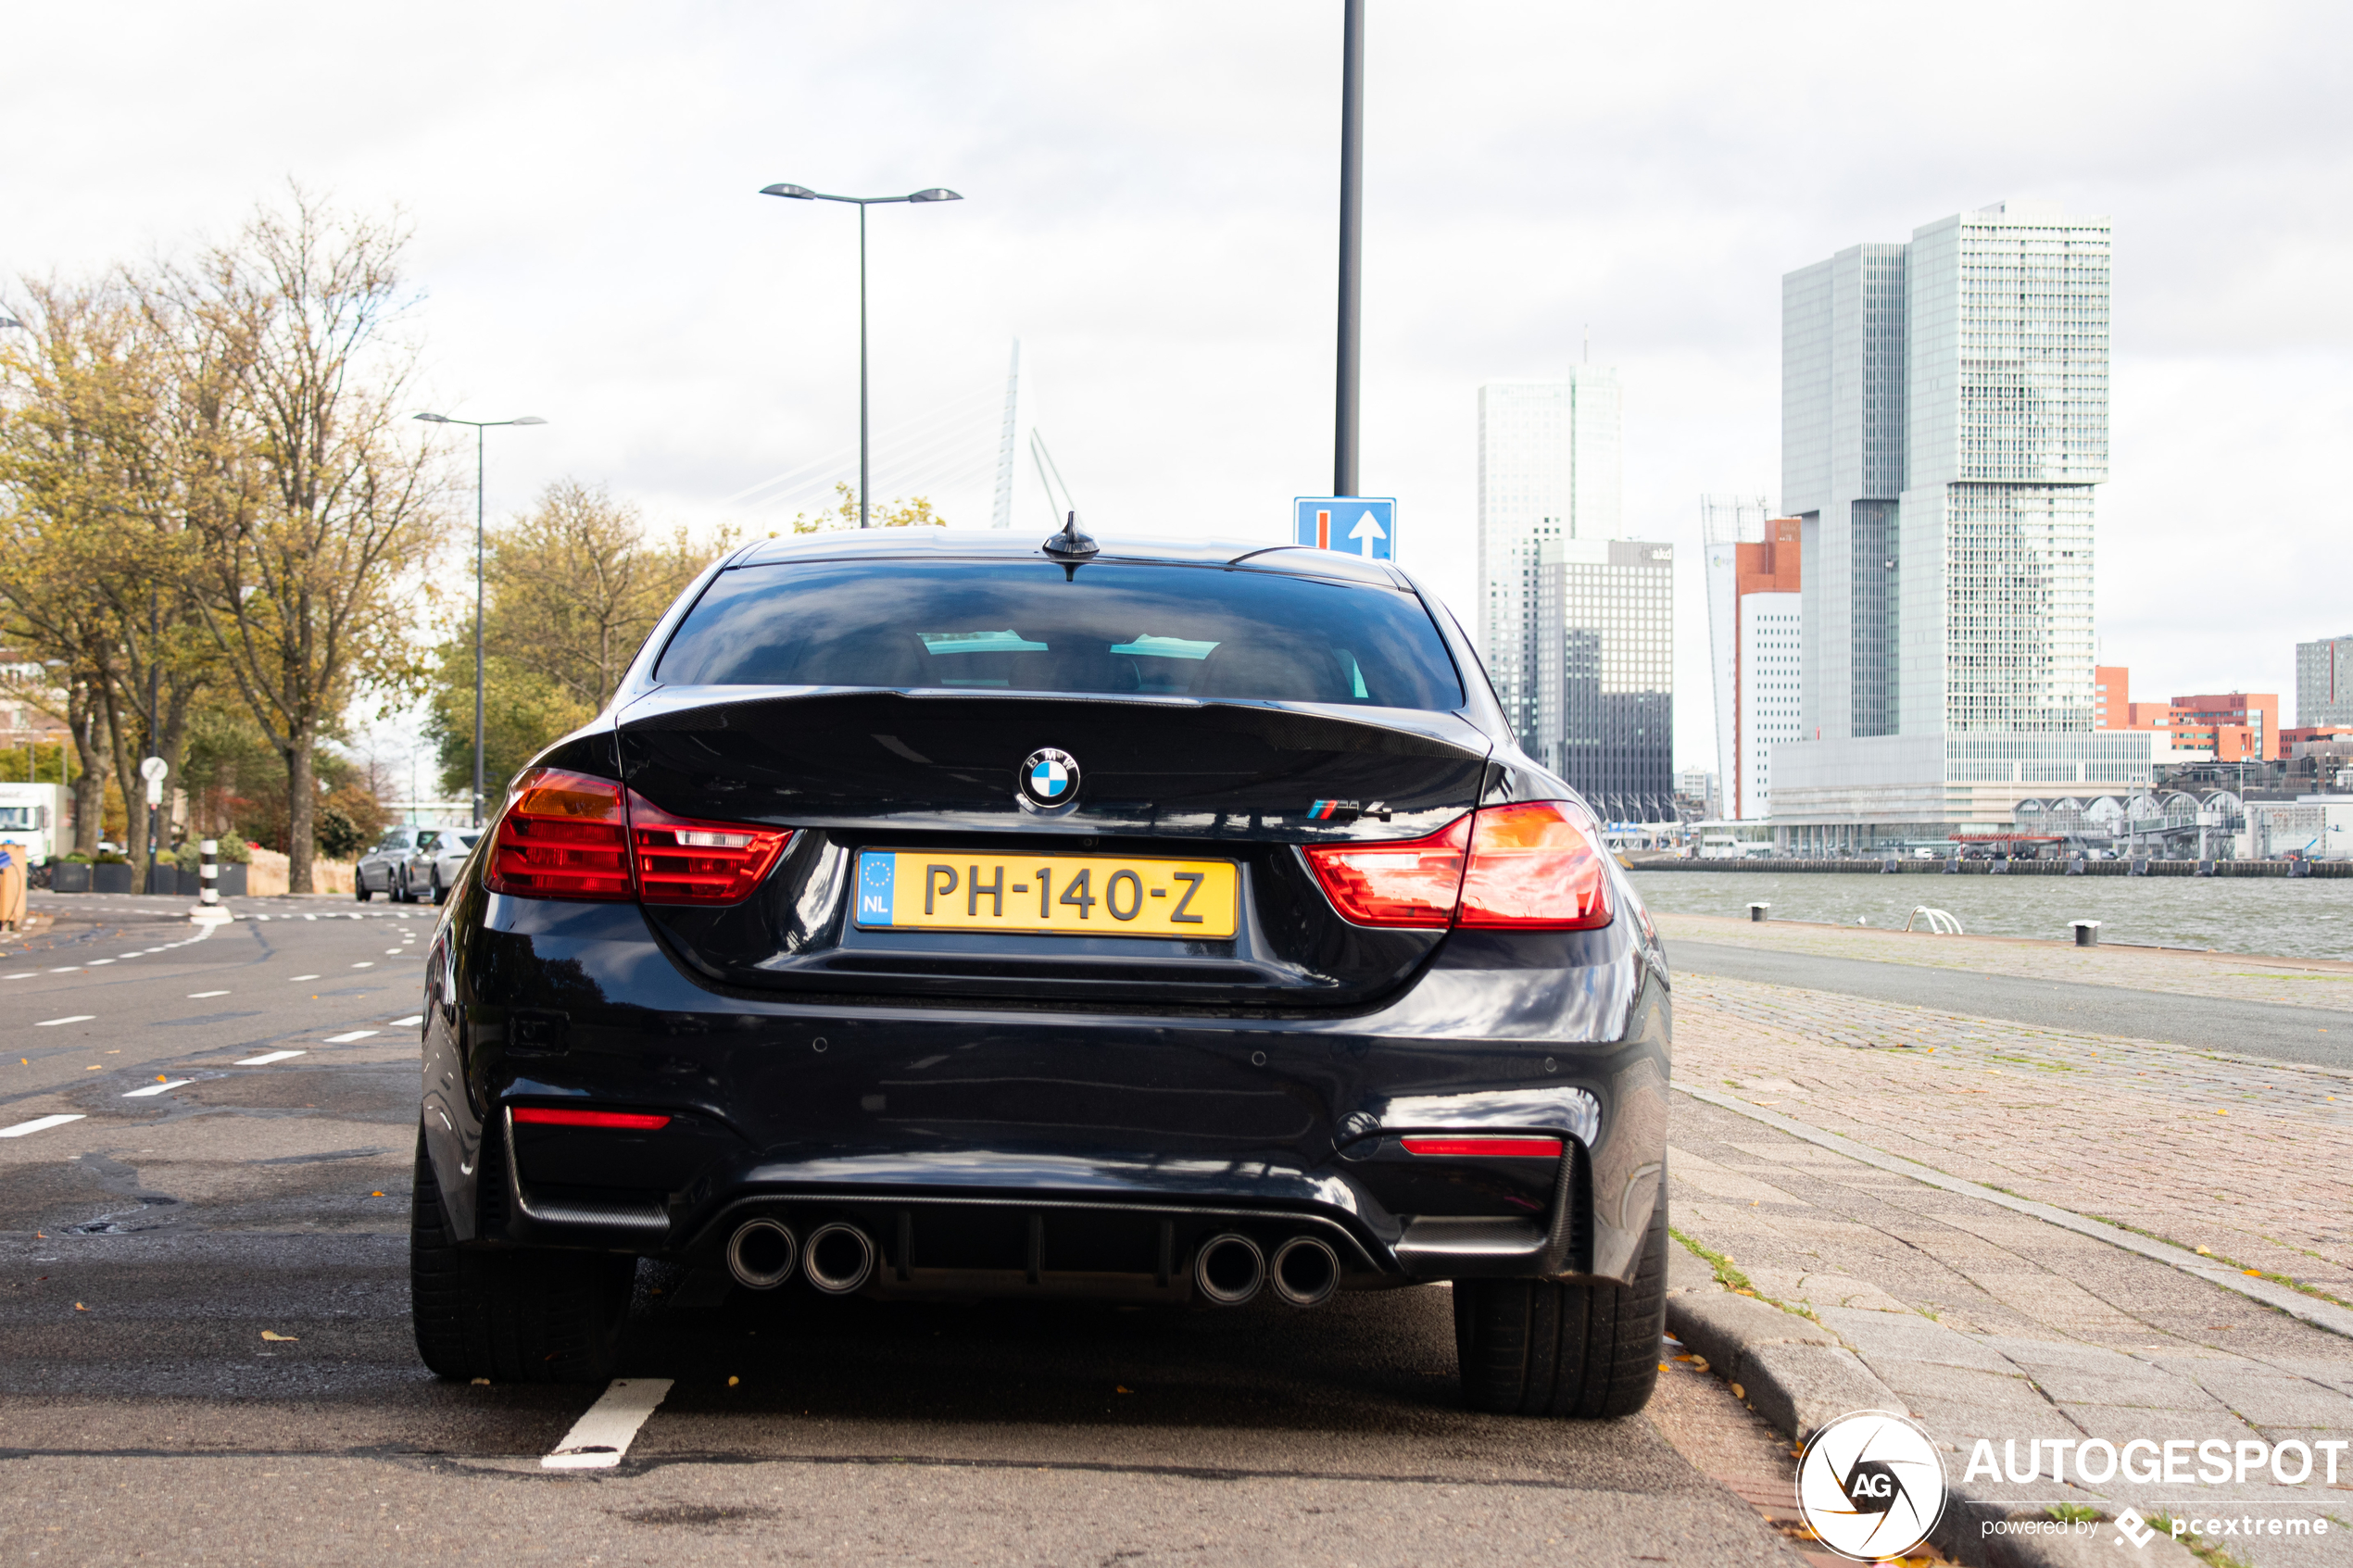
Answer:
[1794, 1410, 1946, 1562]
[1016, 747, 1080, 812]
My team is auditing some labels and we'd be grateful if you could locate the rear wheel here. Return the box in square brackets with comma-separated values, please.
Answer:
[409, 1130, 633, 1384]
[1453, 1179, 1667, 1418]
[356, 877, 372, 902]
[432, 872, 450, 907]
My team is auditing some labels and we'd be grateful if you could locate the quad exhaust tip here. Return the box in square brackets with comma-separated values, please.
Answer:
[725, 1218, 799, 1290]
[1270, 1236, 1340, 1308]
[802, 1222, 877, 1296]
[1193, 1231, 1265, 1306]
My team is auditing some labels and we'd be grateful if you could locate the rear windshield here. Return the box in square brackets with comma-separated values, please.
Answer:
[655, 560, 1465, 710]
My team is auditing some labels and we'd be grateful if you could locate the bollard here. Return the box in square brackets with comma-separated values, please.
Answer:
[2071, 919, 2100, 947]
[199, 839, 220, 907]
[1747, 901, 1770, 923]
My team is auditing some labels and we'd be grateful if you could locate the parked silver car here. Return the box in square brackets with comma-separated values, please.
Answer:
[358, 826, 481, 904]
[420, 828, 482, 905]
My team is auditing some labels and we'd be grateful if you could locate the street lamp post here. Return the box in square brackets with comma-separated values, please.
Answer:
[411, 412, 547, 826]
[760, 183, 963, 528]
[1334, 0, 1365, 498]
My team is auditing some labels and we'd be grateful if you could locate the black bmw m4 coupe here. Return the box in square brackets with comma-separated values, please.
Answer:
[411, 524, 1671, 1419]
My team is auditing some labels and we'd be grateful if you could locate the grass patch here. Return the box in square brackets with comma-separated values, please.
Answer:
[2046, 1504, 2100, 1525]
[1667, 1228, 1821, 1323]
[2146, 1514, 2254, 1568]
[2082, 1216, 2353, 1311]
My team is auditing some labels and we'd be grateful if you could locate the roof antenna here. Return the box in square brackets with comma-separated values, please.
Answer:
[1042, 510, 1097, 578]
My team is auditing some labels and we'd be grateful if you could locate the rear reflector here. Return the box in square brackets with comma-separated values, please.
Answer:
[484, 768, 634, 900]
[484, 768, 794, 906]
[1400, 1135, 1564, 1159]
[1300, 816, 1468, 927]
[1302, 799, 1613, 932]
[511, 1107, 672, 1130]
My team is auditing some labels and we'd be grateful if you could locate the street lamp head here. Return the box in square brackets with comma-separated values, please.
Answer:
[0, 316, 22, 331]
[907, 188, 963, 203]
[412, 411, 450, 423]
[761, 182, 818, 200]
[510, 416, 548, 426]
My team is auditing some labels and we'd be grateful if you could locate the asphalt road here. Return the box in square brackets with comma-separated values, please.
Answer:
[3, 893, 1811, 1567]
[1667, 937, 2353, 1069]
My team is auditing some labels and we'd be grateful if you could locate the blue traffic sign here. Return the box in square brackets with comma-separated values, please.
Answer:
[1294, 496, 1396, 561]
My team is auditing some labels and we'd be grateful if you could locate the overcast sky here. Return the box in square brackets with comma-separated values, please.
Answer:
[6, 1, 2348, 782]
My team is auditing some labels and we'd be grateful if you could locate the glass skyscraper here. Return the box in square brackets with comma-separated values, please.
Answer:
[1771, 202, 2148, 847]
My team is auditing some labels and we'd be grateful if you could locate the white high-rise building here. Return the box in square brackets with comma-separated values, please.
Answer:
[1478, 368, 1623, 748]
[1770, 202, 2149, 849]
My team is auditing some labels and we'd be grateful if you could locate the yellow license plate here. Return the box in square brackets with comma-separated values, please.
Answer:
[854, 851, 1239, 938]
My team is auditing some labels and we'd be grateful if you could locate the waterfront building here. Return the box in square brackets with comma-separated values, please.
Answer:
[2167, 693, 2277, 761]
[1701, 499, 1803, 820]
[1477, 369, 1623, 754]
[1531, 537, 1674, 822]
[2095, 665, 2129, 729]
[2296, 635, 2353, 728]
[1769, 201, 2150, 850]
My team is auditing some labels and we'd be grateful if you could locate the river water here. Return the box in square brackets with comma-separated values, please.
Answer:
[1627, 870, 2353, 961]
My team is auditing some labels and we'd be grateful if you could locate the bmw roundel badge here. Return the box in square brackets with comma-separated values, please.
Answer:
[1017, 747, 1080, 810]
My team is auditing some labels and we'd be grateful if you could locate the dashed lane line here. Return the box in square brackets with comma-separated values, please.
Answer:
[35, 1016, 94, 1027]
[389, 1015, 424, 1026]
[289, 974, 321, 982]
[0, 1114, 86, 1138]
[322, 1030, 380, 1044]
[234, 1049, 307, 1067]
[121, 1079, 193, 1098]
[542, 1378, 673, 1470]
[189, 990, 229, 998]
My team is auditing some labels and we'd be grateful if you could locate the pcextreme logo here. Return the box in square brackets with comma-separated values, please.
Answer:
[1795, 1410, 1947, 1563]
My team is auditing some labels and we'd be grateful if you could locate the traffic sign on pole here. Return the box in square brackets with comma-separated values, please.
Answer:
[1292, 496, 1396, 562]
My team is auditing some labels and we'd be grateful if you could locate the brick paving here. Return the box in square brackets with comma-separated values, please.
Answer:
[1657, 910, 2353, 1012]
[1671, 968, 2353, 1299]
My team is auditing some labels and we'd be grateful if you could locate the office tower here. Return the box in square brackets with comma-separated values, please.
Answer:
[1477, 369, 1623, 746]
[2296, 636, 2353, 727]
[1772, 202, 2148, 849]
[1532, 538, 1674, 822]
[1701, 498, 1803, 820]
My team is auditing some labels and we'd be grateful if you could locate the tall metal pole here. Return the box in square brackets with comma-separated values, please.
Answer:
[472, 424, 486, 827]
[859, 201, 871, 529]
[146, 589, 160, 879]
[1334, 0, 1365, 498]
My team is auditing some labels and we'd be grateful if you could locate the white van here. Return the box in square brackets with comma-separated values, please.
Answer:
[0, 782, 66, 864]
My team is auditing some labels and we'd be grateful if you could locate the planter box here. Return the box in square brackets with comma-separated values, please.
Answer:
[50, 862, 92, 893]
[146, 863, 180, 895]
[217, 863, 248, 897]
[175, 869, 201, 897]
[92, 862, 135, 894]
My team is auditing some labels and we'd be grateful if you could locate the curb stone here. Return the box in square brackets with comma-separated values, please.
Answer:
[1664, 1248, 2201, 1568]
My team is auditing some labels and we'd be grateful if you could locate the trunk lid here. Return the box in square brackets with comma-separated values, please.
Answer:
[615, 689, 1491, 1009]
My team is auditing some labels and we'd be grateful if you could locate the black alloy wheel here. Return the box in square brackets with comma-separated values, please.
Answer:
[409, 1130, 632, 1384]
[432, 872, 449, 907]
[1453, 1174, 1667, 1419]
[356, 874, 372, 902]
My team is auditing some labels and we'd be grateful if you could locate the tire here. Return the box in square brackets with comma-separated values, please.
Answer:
[357, 876, 373, 902]
[1453, 1175, 1667, 1419]
[409, 1129, 633, 1384]
[432, 873, 450, 907]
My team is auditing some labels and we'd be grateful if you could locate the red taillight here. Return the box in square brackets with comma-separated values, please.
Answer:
[1400, 1135, 1564, 1158]
[629, 792, 793, 905]
[485, 769, 793, 906]
[511, 1107, 672, 1130]
[1456, 800, 1613, 931]
[1301, 815, 1469, 927]
[484, 768, 634, 900]
[1302, 800, 1612, 931]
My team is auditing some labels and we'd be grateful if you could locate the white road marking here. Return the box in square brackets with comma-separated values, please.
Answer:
[6, 973, 33, 980]
[86, 960, 114, 966]
[122, 1080, 193, 1098]
[384, 948, 402, 955]
[0, 1114, 86, 1138]
[290, 974, 321, 982]
[352, 962, 373, 969]
[234, 1049, 307, 1066]
[542, 1378, 673, 1470]
[189, 990, 230, 998]
[35, 1015, 94, 1027]
[390, 1015, 424, 1026]
[48, 967, 82, 973]
[323, 1030, 379, 1044]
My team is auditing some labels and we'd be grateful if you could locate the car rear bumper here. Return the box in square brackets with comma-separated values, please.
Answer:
[420, 893, 1670, 1291]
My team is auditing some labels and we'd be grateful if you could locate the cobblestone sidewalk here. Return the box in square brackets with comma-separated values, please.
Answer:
[1659, 911, 2353, 1012]
[1673, 968, 2353, 1301]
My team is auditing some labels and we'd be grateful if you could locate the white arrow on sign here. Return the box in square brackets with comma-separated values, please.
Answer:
[1347, 510, 1387, 558]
